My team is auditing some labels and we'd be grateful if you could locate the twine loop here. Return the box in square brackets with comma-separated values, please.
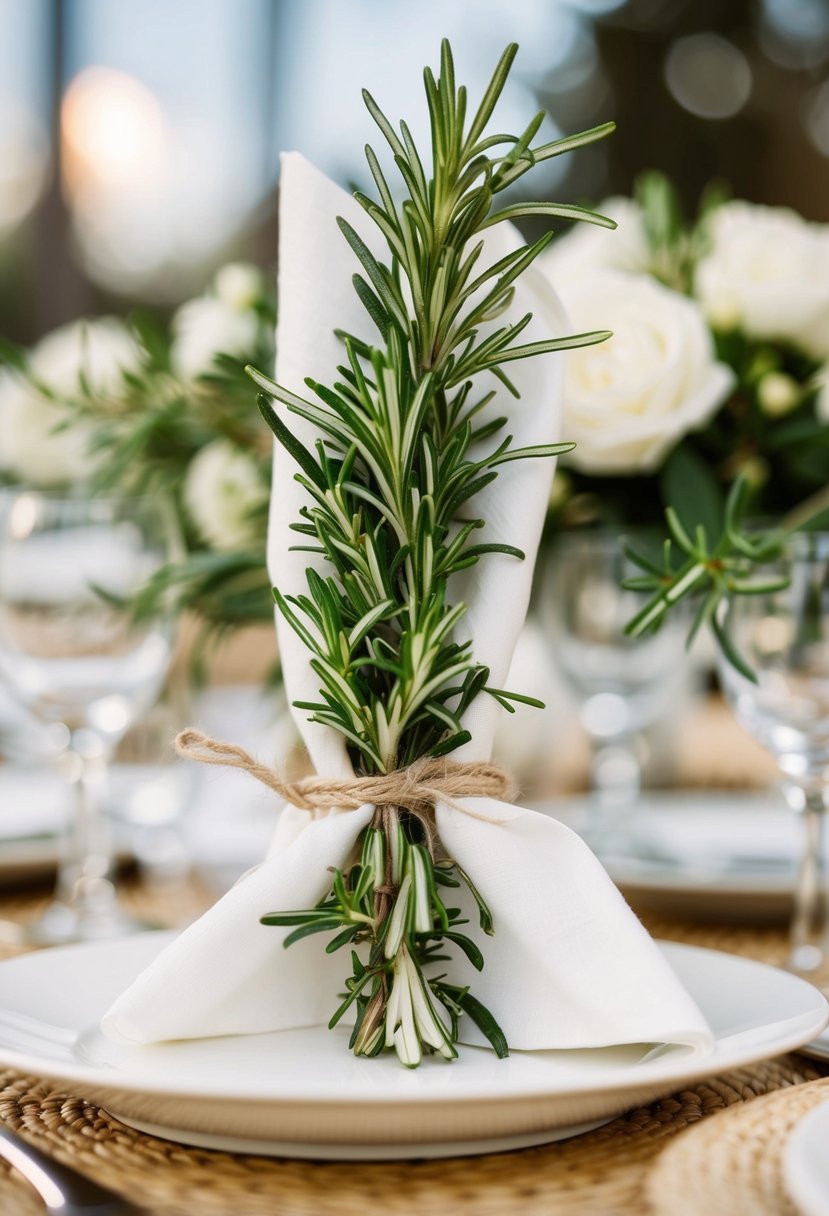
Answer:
[174, 728, 515, 823]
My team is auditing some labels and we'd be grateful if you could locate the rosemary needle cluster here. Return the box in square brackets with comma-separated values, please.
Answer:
[622, 474, 827, 680]
[251, 40, 615, 1067]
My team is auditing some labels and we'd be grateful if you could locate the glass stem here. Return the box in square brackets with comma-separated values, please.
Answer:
[788, 787, 829, 985]
[53, 728, 119, 932]
[586, 735, 642, 845]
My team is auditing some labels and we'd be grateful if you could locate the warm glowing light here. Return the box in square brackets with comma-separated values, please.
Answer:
[61, 67, 167, 200]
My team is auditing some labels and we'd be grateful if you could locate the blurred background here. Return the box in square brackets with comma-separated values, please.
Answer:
[3, 0, 829, 341]
[0, 0, 827, 939]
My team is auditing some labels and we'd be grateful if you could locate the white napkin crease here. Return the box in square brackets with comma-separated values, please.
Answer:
[103, 152, 712, 1055]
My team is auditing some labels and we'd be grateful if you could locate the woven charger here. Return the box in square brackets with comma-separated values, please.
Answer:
[0, 1057, 823, 1216]
[645, 1074, 829, 1216]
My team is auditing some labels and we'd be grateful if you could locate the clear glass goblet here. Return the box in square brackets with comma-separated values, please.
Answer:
[544, 531, 689, 843]
[716, 531, 829, 985]
[0, 490, 178, 944]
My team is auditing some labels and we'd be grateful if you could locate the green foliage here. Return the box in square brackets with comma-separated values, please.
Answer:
[624, 474, 791, 679]
[659, 444, 724, 544]
[635, 170, 694, 292]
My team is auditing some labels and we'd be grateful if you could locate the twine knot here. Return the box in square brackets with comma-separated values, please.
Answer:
[174, 728, 515, 824]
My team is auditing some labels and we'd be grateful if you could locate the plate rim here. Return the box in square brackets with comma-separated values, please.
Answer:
[0, 932, 824, 1109]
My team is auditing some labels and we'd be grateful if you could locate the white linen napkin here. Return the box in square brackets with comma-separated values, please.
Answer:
[103, 153, 712, 1055]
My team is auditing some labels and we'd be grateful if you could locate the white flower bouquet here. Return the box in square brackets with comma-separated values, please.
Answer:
[538, 173, 829, 541]
[0, 265, 277, 637]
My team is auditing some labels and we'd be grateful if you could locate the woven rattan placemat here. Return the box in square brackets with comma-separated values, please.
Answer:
[0, 789, 810, 1216]
[0, 1056, 823, 1216]
[645, 1074, 829, 1216]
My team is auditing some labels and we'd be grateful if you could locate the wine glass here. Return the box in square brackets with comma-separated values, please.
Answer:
[543, 531, 689, 843]
[0, 490, 178, 944]
[716, 531, 829, 985]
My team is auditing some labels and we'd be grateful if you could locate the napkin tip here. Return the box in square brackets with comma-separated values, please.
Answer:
[100, 1009, 147, 1046]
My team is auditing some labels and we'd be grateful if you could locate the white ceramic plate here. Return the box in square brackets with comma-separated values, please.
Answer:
[784, 1098, 829, 1216]
[796, 1027, 829, 1064]
[0, 933, 824, 1160]
[541, 791, 797, 923]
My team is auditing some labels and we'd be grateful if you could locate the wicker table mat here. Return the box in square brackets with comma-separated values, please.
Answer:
[0, 1056, 823, 1216]
[0, 881, 818, 1215]
[645, 1074, 829, 1216]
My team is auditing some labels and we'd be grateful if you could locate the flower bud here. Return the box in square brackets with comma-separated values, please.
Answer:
[703, 292, 741, 333]
[757, 371, 799, 418]
[215, 262, 265, 312]
[816, 372, 829, 424]
[734, 453, 769, 488]
[548, 470, 571, 512]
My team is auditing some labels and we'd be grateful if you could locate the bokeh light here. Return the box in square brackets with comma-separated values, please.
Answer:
[664, 33, 752, 121]
[61, 67, 167, 200]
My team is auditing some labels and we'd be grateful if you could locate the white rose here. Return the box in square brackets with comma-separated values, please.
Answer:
[695, 201, 829, 359]
[171, 296, 259, 380]
[539, 196, 649, 280]
[183, 439, 267, 552]
[214, 263, 266, 312]
[553, 269, 734, 474]
[0, 318, 139, 488]
[29, 317, 140, 395]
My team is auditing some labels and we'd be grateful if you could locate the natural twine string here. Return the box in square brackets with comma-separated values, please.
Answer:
[175, 729, 515, 828]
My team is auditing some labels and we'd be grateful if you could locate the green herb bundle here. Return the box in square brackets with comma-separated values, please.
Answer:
[249, 41, 614, 1066]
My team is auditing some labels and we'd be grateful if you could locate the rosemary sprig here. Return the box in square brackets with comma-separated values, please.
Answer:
[254, 40, 614, 1066]
[623, 473, 790, 679]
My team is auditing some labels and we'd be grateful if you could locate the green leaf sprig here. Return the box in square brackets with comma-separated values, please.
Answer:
[252, 40, 614, 1066]
[624, 474, 791, 678]
[625, 474, 829, 680]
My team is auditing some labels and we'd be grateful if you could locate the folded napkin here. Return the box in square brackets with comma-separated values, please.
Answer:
[103, 153, 712, 1055]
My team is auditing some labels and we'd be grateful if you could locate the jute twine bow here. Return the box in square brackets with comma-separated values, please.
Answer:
[175, 728, 515, 838]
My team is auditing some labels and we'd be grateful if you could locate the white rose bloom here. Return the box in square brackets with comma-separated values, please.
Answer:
[171, 296, 259, 380]
[0, 317, 139, 488]
[29, 316, 139, 395]
[539, 196, 649, 279]
[184, 439, 267, 552]
[695, 201, 829, 359]
[554, 269, 734, 475]
[214, 263, 265, 312]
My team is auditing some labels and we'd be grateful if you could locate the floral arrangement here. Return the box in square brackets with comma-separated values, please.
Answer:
[0, 264, 276, 638]
[539, 174, 829, 542]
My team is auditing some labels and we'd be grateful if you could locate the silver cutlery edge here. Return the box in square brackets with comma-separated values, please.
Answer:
[0, 1122, 143, 1214]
